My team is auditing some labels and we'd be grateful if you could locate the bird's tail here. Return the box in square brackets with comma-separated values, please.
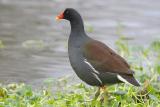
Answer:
[117, 74, 140, 86]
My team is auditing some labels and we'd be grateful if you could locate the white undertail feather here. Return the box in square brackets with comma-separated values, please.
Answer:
[117, 75, 130, 84]
[117, 75, 140, 86]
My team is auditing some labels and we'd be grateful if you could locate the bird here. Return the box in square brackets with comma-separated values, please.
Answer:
[56, 8, 140, 96]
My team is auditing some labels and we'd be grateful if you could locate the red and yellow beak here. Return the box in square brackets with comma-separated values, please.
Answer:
[56, 12, 64, 20]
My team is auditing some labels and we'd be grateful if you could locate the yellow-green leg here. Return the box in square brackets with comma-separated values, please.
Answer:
[94, 86, 108, 104]
[94, 87, 100, 100]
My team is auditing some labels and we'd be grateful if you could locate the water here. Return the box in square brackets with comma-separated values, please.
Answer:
[0, 0, 160, 86]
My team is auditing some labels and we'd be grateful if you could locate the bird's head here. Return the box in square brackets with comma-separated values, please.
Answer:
[56, 8, 81, 21]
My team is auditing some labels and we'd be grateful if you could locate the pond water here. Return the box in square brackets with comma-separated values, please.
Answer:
[0, 0, 160, 86]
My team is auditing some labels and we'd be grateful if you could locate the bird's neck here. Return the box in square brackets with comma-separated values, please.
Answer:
[70, 17, 85, 35]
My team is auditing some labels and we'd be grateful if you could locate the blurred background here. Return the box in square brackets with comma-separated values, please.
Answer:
[0, 0, 160, 87]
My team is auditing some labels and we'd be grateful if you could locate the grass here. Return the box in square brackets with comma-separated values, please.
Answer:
[0, 38, 160, 107]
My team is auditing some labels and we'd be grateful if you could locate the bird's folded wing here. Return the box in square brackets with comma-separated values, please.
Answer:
[83, 40, 134, 75]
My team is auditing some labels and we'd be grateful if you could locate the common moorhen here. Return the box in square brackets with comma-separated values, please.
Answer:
[56, 8, 140, 88]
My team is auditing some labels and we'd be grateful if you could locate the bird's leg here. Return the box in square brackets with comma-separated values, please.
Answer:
[102, 86, 108, 105]
[99, 86, 106, 102]
[94, 85, 109, 104]
[94, 86, 105, 100]
[95, 86, 109, 105]
[94, 87, 100, 100]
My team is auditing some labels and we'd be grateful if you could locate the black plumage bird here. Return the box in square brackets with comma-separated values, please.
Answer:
[56, 8, 140, 90]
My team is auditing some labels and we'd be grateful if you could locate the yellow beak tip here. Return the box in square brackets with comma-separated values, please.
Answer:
[55, 16, 59, 20]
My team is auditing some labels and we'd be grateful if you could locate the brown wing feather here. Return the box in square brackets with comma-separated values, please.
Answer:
[83, 40, 133, 75]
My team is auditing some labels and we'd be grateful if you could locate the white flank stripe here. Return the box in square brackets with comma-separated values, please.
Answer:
[117, 75, 130, 84]
[84, 59, 100, 74]
[92, 73, 102, 84]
